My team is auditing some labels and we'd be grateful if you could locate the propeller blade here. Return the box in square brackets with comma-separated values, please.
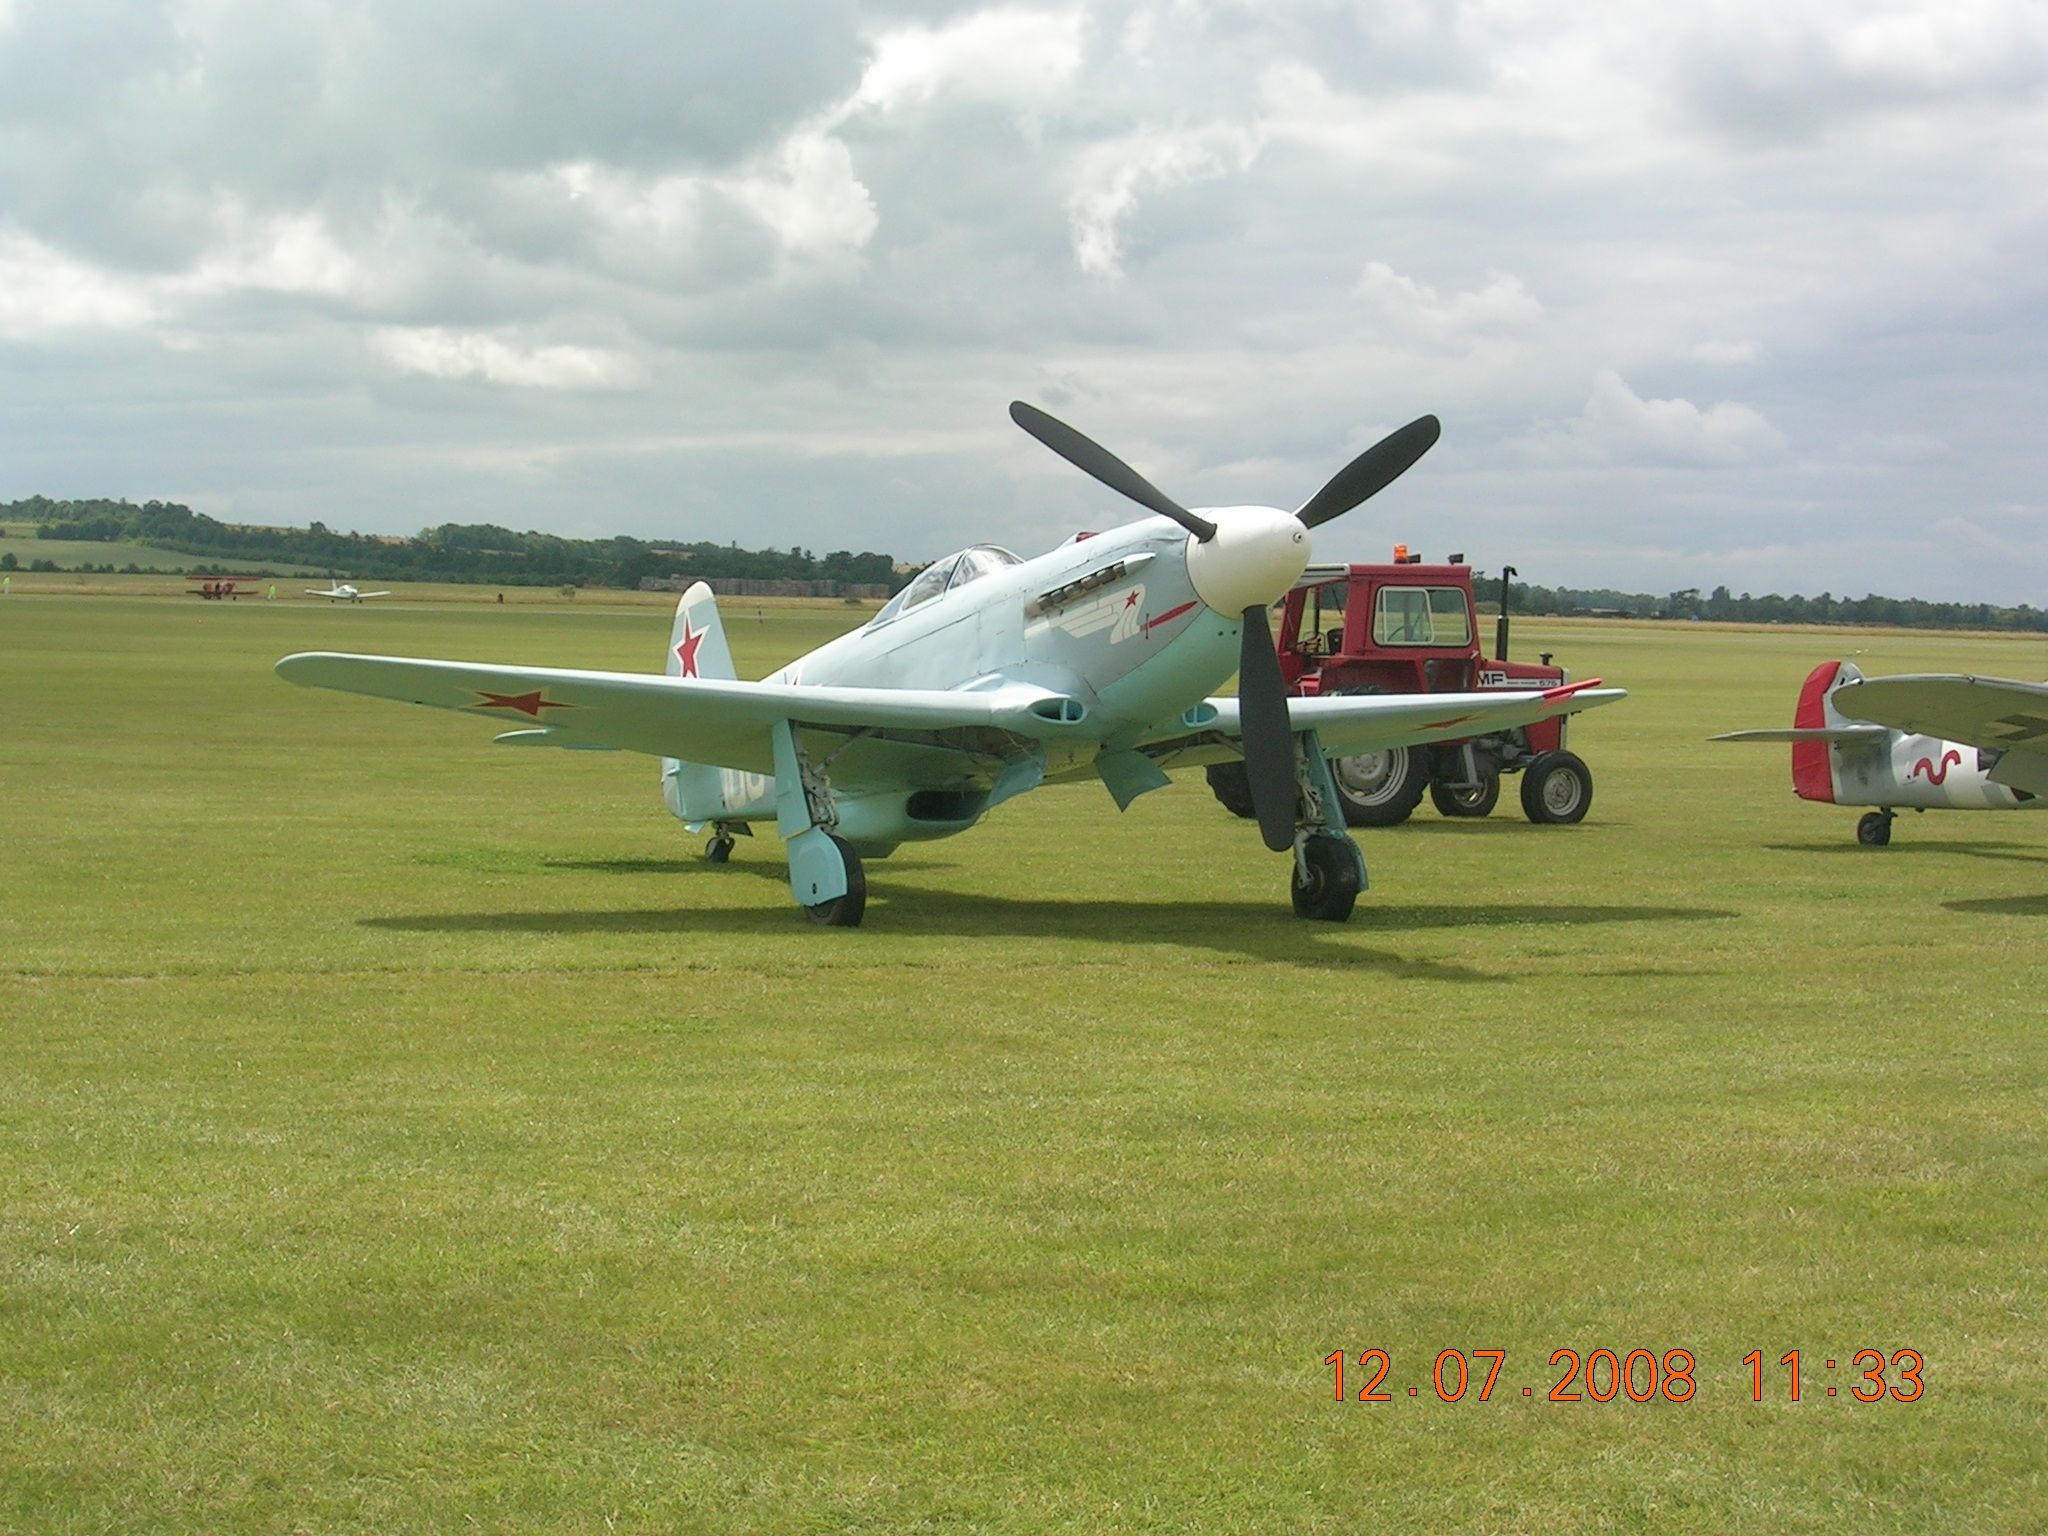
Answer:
[1237, 603, 1298, 852]
[1294, 414, 1441, 530]
[1010, 401, 1218, 543]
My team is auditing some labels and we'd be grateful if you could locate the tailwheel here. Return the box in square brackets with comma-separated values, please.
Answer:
[803, 835, 867, 927]
[1291, 833, 1362, 922]
[1856, 810, 1894, 847]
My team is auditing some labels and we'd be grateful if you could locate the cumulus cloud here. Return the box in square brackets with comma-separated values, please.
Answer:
[840, 6, 1083, 118]
[0, 235, 157, 337]
[373, 328, 646, 391]
[1355, 264, 1542, 340]
[1551, 371, 1787, 466]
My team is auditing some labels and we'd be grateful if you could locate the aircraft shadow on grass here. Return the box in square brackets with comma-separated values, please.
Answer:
[1943, 893, 2048, 916]
[363, 867, 1733, 979]
[1764, 840, 2048, 867]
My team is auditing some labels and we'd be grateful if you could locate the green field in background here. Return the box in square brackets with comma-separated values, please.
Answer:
[2, 592, 2042, 1532]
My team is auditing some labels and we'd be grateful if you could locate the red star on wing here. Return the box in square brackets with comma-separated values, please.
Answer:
[674, 621, 706, 678]
[472, 689, 572, 718]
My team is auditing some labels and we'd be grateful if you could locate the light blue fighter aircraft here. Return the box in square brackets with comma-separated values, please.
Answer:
[277, 404, 1624, 926]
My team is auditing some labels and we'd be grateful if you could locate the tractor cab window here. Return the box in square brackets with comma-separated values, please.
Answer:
[1372, 585, 1472, 647]
[1291, 582, 1346, 654]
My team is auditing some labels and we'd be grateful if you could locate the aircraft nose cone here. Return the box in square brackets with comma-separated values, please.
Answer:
[1184, 506, 1309, 616]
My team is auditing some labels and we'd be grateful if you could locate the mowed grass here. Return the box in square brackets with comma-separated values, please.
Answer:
[1, 593, 2043, 1533]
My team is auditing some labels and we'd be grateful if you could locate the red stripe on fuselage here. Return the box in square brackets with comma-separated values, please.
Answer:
[1790, 661, 1841, 803]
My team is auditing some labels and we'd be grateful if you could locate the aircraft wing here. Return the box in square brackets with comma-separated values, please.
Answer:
[1834, 673, 2048, 795]
[1138, 680, 1626, 765]
[275, 651, 1079, 779]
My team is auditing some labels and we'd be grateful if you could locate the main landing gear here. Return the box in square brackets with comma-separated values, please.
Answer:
[1857, 809, 1895, 847]
[1285, 728, 1367, 922]
[771, 720, 868, 928]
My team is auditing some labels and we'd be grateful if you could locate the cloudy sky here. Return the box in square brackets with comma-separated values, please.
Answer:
[2, 0, 2043, 601]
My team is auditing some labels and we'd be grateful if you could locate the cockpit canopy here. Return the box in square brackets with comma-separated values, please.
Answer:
[870, 544, 1023, 626]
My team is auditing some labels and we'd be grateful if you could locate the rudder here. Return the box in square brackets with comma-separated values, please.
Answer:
[662, 583, 740, 825]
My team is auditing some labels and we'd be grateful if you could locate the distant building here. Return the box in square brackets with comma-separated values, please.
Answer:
[639, 576, 889, 600]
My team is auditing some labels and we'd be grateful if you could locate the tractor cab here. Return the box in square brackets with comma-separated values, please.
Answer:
[1279, 555, 1483, 696]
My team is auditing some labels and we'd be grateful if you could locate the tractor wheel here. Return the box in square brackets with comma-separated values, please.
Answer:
[1325, 687, 1427, 827]
[1430, 772, 1501, 818]
[1291, 834, 1361, 922]
[1857, 811, 1894, 847]
[803, 835, 867, 927]
[1520, 750, 1593, 825]
[1205, 762, 1256, 819]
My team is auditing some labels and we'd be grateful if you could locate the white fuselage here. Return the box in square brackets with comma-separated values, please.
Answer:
[675, 511, 1302, 845]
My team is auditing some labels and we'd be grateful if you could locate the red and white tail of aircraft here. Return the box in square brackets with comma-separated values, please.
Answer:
[1714, 659, 2048, 844]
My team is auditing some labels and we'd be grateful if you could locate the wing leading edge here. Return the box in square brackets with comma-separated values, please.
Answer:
[1138, 681, 1626, 766]
[275, 652, 1081, 779]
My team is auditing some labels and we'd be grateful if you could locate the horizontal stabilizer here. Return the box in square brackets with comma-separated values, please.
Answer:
[1710, 726, 1888, 743]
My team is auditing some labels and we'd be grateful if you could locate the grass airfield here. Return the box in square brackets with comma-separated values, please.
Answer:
[2, 587, 2043, 1533]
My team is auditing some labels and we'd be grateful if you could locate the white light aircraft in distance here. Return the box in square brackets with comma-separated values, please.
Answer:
[277, 403, 1625, 926]
[306, 583, 390, 603]
[1714, 659, 2048, 844]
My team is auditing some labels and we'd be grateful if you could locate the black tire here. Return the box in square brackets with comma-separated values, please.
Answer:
[1291, 834, 1362, 922]
[1520, 750, 1593, 825]
[705, 835, 734, 864]
[803, 835, 867, 927]
[1430, 772, 1501, 818]
[1206, 762, 1256, 819]
[1325, 687, 1427, 827]
[1857, 811, 1893, 847]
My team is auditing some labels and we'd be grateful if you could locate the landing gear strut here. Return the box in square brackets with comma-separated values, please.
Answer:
[771, 719, 867, 927]
[1287, 728, 1367, 922]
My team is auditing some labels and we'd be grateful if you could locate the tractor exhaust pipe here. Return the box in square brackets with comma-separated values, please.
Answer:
[1496, 565, 1516, 661]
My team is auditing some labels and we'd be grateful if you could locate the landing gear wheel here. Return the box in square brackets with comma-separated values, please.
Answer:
[705, 833, 735, 864]
[1857, 810, 1894, 847]
[802, 835, 867, 927]
[1430, 772, 1501, 818]
[1291, 834, 1362, 922]
[1520, 750, 1592, 825]
[1205, 762, 1256, 819]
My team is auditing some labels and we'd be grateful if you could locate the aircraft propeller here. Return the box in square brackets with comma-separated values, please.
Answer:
[1010, 400, 1441, 852]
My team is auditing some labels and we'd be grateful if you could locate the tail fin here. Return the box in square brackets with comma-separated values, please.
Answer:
[1790, 660, 1863, 801]
[666, 582, 736, 681]
[662, 583, 738, 825]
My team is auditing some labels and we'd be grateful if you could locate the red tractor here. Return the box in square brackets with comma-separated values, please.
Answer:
[1208, 553, 1597, 826]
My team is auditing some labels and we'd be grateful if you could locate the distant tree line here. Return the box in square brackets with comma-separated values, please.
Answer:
[5, 495, 905, 592]
[1470, 574, 2048, 635]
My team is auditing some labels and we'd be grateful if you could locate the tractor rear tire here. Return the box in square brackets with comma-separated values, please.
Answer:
[1206, 762, 1256, 819]
[1291, 834, 1361, 922]
[1430, 772, 1501, 818]
[1520, 750, 1592, 825]
[1325, 687, 1427, 827]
